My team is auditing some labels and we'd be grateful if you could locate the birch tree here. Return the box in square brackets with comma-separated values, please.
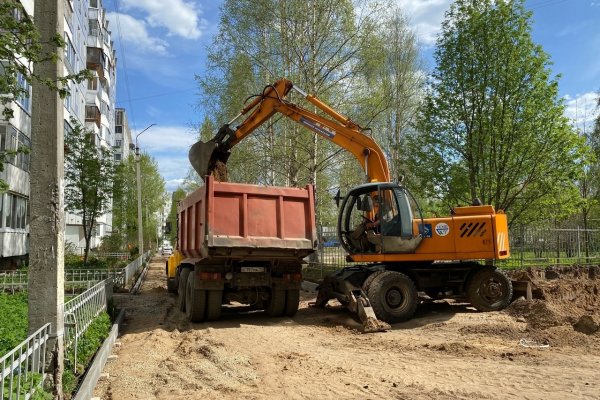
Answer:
[65, 119, 115, 263]
[413, 0, 586, 224]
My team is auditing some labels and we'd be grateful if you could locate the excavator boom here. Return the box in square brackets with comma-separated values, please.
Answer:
[189, 79, 390, 183]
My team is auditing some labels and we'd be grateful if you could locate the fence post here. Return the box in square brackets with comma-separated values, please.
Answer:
[520, 225, 525, 269]
[577, 226, 581, 264]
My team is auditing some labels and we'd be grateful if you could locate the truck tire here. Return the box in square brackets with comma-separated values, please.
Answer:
[266, 289, 286, 317]
[167, 277, 177, 294]
[205, 290, 222, 321]
[177, 268, 191, 312]
[466, 267, 513, 312]
[284, 289, 300, 317]
[185, 272, 207, 322]
[367, 271, 418, 324]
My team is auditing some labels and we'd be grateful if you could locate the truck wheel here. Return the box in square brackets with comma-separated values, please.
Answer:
[167, 277, 177, 294]
[185, 273, 206, 322]
[177, 268, 191, 312]
[266, 289, 286, 317]
[206, 290, 222, 321]
[466, 267, 513, 312]
[367, 271, 418, 324]
[284, 289, 300, 317]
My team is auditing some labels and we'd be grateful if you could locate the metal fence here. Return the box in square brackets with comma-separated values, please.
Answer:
[0, 324, 51, 400]
[0, 251, 151, 399]
[73, 249, 129, 259]
[0, 251, 152, 293]
[304, 225, 600, 278]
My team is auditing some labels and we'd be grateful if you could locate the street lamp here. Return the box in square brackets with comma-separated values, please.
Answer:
[135, 123, 156, 256]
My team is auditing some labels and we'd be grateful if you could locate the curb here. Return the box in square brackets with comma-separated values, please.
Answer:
[73, 308, 126, 400]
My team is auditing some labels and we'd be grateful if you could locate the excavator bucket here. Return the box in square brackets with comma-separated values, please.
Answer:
[315, 278, 390, 333]
[188, 140, 231, 182]
[188, 124, 235, 182]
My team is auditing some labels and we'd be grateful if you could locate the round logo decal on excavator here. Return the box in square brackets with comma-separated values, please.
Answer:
[435, 222, 450, 237]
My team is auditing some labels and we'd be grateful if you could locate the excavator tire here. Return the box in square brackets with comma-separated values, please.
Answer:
[177, 268, 191, 312]
[466, 267, 513, 312]
[185, 273, 207, 322]
[266, 288, 286, 317]
[284, 289, 300, 317]
[205, 290, 223, 321]
[362, 270, 386, 294]
[367, 271, 418, 323]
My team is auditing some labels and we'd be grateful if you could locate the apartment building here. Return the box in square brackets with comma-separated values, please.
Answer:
[114, 108, 133, 163]
[64, 0, 117, 251]
[0, 0, 34, 267]
[0, 0, 119, 265]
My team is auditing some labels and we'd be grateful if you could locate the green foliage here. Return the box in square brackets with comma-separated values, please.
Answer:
[112, 154, 166, 251]
[63, 312, 111, 396]
[167, 188, 186, 245]
[412, 0, 588, 225]
[1, 372, 52, 400]
[65, 118, 116, 264]
[196, 0, 419, 226]
[0, 292, 28, 355]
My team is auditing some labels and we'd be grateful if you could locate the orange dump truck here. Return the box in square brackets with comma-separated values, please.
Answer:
[166, 176, 317, 322]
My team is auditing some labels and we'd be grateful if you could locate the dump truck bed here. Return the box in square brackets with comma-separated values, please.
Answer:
[177, 176, 316, 261]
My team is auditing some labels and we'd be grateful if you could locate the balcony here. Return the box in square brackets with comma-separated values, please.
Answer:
[85, 105, 101, 128]
[86, 47, 105, 79]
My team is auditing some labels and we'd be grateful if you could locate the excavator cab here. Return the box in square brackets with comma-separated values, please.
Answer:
[338, 183, 424, 255]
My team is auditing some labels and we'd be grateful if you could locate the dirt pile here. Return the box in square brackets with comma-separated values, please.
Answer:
[505, 266, 600, 347]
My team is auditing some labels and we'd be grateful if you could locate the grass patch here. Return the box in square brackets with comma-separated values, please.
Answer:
[0, 292, 28, 356]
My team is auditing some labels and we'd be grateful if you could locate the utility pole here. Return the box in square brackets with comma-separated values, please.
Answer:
[29, 1, 65, 398]
[135, 124, 155, 256]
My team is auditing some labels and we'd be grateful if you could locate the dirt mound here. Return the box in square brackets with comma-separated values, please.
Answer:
[504, 266, 600, 350]
[506, 299, 563, 330]
[458, 323, 523, 339]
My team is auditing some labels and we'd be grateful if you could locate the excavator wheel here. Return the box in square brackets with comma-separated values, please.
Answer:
[177, 268, 191, 312]
[362, 270, 386, 294]
[185, 273, 207, 322]
[367, 271, 418, 324]
[284, 289, 300, 317]
[466, 267, 513, 312]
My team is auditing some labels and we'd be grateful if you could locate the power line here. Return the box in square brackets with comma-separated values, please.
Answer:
[115, 88, 196, 105]
[528, 0, 568, 10]
[114, 0, 137, 133]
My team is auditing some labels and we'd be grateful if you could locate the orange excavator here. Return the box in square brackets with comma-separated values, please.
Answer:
[189, 78, 512, 331]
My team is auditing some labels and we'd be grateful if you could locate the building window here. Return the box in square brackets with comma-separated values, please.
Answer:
[88, 77, 98, 91]
[88, 19, 100, 36]
[115, 110, 123, 125]
[16, 72, 31, 113]
[115, 125, 122, 134]
[115, 139, 122, 147]
[90, 0, 99, 8]
[0, 125, 31, 172]
[64, 33, 76, 71]
[1, 193, 28, 229]
[114, 153, 121, 162]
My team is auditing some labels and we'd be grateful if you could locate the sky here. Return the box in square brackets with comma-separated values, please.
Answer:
[104, 0, 600, 193]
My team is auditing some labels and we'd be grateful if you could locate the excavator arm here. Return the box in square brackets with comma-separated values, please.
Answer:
[189, 78, 391, 183]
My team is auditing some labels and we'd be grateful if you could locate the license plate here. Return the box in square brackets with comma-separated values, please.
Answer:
[241, 267, 265, 273]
